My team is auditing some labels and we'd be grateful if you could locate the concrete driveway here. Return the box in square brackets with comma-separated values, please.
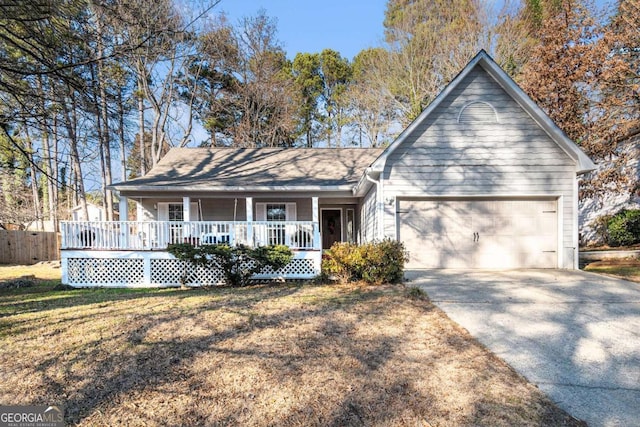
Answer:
[406, 269, 640, 427]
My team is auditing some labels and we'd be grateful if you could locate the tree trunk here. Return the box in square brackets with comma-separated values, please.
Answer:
[138, 76, 146, 176]
[96, 16, 114, 221]
[91, 64, 109, 222]
[38, 76, 57, 230]
[118, 88, 127, 182]
[23, 127, 43, 230]
[61, 85, 88, 221]
[51, 95, 60, 230]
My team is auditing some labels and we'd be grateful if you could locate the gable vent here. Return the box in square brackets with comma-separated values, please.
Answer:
[458, 101, 498, 124]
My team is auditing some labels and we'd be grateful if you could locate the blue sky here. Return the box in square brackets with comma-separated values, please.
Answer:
[215, 0, 388, 60]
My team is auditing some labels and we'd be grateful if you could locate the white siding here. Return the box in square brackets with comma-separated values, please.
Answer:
[382, 67, 578, 268]
[360, 186, 378, 243]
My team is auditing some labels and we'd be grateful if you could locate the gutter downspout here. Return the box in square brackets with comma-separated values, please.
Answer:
[364, 168, 384, 240]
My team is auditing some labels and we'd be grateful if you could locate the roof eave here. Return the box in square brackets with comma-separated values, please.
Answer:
[353, 168, 381, 197]
[478, 55, 597, 174]
[112, 184, 358, 193]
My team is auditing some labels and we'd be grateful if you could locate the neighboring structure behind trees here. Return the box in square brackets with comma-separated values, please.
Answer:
[580, 128, 640, 246]
[71, 202, 119, 222]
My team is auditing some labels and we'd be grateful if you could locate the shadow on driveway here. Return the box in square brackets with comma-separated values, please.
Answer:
[407, 269, 640, 427]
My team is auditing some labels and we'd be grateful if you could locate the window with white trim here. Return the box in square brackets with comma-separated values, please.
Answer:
[346, 209, 355, 243]
[256, 202, 297, 246]
[168, 203, 183, 221]
[157, 202, 199, 221]
[267, 204, 286, 221]
[256, 202, 297, 221]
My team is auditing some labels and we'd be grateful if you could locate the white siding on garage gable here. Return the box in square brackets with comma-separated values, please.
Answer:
[458, 101, 499, 124]
[383, 65, 577, 268]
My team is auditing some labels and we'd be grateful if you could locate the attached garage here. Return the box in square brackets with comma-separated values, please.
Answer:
[398, 199, 558, 269]
[355, 51, 595, 270]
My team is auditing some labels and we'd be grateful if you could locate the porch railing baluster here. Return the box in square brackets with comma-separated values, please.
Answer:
[60, 220, 320, 251]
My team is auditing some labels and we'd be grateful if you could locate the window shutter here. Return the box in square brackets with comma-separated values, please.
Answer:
[286, 203, 297, 221]
[157, 203, 169, 221]
[256, 203, 266, 221]
[190, 202, 199, 221]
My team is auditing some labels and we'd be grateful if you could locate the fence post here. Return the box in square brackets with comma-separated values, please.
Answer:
[60, 223, 67, 249]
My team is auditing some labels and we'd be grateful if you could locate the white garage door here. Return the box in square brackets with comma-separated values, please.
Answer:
[398, 199, 558, 269]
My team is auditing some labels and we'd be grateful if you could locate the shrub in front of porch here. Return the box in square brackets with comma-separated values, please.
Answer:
[168, 243, 293, 287]
[322, 239, 408, 284]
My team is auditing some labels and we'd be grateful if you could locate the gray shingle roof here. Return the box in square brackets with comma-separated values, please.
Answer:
[113, 147, 384, 191]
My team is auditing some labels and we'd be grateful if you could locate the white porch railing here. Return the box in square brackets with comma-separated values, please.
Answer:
[60, 221, 320, 251]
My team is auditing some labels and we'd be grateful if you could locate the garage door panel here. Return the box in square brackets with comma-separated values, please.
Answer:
[474, 237, 518, 269]
[399, 199, 558, 269]
[474, 236, 555, 269]
[442, 249, 475, 268]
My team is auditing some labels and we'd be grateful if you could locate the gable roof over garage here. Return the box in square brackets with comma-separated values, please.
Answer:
[368, 50, 596, 177]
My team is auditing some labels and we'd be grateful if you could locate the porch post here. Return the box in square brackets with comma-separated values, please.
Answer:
[183, 196, 191, 222]
[246, 197, 253, 246]
[182, 196, 192, 244]
[119, 196, 128, 221]
[119, 196, 129, 249]
[312, 197, 320, 250]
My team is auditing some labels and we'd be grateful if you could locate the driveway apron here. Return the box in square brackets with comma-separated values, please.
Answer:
[407, 269, 640, 427]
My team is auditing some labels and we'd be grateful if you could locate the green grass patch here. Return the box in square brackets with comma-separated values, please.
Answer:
[584, 265, 640, 279]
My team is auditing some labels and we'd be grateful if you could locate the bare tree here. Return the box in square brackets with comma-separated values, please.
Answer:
[347, 48, 397, 147]
[380, 0, 486, 123]
[193, 11, 297, 147]
[109, 0, 220, 172]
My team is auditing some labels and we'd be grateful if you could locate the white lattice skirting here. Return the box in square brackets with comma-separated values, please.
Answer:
[61, 250, 321, 287]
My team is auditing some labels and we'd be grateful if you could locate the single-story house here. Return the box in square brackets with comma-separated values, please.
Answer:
[60, 50, 595, 287]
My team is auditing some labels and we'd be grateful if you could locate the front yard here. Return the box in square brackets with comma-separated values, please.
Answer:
[583, 259, 640, 282]
[0, 265, 582, 426]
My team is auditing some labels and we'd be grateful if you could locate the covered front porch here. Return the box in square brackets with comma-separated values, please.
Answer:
[60, 194, 359, 251]
[60, 195, 360, 287]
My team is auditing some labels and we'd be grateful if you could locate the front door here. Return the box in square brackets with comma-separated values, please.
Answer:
[321, 209, 342, 250]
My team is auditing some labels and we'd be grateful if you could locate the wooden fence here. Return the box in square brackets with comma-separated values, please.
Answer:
[0, 231, 60, 265]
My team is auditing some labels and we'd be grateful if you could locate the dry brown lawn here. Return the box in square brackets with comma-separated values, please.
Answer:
[0, 264, 583, 426]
